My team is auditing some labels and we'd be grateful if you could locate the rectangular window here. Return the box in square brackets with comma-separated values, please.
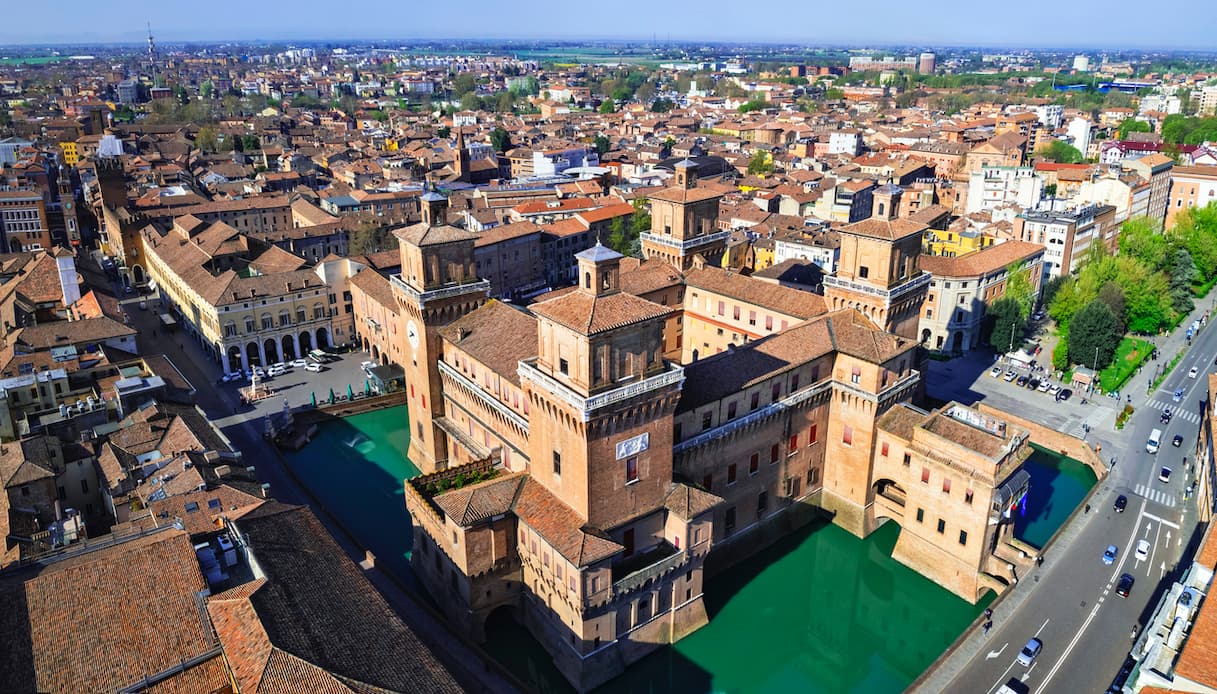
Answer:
[717, 300, 725, 316]
[733, 305, 740, 320]
[553, 451, 561, 477]
[770, 444, 780, 464]
[750, 392, 760, 410]
[921, 467, 930, 484]
[842, 425, 853, 446]
[791, 374, 800, 390]
[749, 453, 759, 475]
[809, 424, 818, 444]
[185, 501, 199, 513]
[807, 467, 819, 486]
[725, 507, 736, 535]
[626, 456, 638, 484]
[702, 412, 712, 430]
[772, 382, 781, 402]
[702, 473, 713, 492]
[727, 464, 737, 485]
[765, 315, 773, 330]
[965, 489, 974, 505]
[749, 310, 757, 326]
[916, 508, 924, 523]
[859, 265, 869, 278]
[559, 358, 569, 375]
[903, 452, 912, 466]
[789, 434, 799, 452]
[850, 366, 861, 384]
[881, 441, 889, 457]
[623, 528, 635, 556]
[959, 530, 968, 546]
[937, 519, 946, 534]
[727, 401, 737, 420]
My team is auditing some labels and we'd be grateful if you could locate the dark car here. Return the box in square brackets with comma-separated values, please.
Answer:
[1174, 434, 1184, 447]
[1108, 655, 1136, 693]
[1027, 378, 1041, 390]
[1056, 388, 1072, 402]
[1016, 375, 1029, 387]
[1162, 408, 1173, 424]
[1114, 495, 1128, 513]
[1116, 573, 1135, 598]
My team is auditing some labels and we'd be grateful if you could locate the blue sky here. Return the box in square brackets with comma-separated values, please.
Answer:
[0, 0, 1214, 50]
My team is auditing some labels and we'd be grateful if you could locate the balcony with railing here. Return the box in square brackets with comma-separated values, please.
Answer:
[823, 271, 931, 302]
[612, 541, 688, 596]
[390, 274, 491, 308]
[518, 359, 684, 422]
[639, 229, 730, 251]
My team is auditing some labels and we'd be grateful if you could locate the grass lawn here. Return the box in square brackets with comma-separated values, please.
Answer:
[1098, 336, 1154, 392]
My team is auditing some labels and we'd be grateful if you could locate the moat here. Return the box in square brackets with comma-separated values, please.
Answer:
[285, 407, 1095, 693]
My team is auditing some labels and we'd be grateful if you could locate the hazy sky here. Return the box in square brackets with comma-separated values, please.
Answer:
[1, 0, 1214, 50]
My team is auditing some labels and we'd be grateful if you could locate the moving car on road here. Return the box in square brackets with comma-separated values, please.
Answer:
[1174, 434, 1184, 447]
[1174, 388, 1185, 403]
[1017, 637, 1042, 667]
[1190, 366, 1200, 378]
[1103, 544, 1119, 565]
[305, 362, 323, 373]
[1160, 466, 1173, 483]
[290, 358, 308, 368]
[1114, 495, 1127, 513]
[1135, 540, 1150, 561]
[1116, 573, 1135, 598]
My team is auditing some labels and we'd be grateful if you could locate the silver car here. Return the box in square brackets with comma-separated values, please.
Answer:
[1017, 637, 1042, 667]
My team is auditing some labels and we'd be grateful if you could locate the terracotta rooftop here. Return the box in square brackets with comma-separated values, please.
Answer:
[433, 473, 526, 526]
[0, 527, 227, 694]
[393, 219, 477, 247]
[917, 240, 1044, 279]
[440, 300, 538, 386]
[839, 217, 928, 241]
[513, 478, 623, 567]
[530, 289, 671, 336]
[649, 184, 724, 205]
[686, 265, 825, 320]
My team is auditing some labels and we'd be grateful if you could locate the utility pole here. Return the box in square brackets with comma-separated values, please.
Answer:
[1093, 346, 1100, 394]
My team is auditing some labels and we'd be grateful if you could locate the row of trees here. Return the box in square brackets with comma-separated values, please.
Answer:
[1046, 206, 1217, 370]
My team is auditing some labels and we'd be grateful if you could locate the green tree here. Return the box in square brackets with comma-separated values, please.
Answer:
[452, 73, 477, 99]
[1096, 281, 1126, 333]
[242, 134, 260, 151]
[824, 88, 845, 100]
[597, 100, 615, 114]
[746, 151, 773, 176]
[495, 92, 515, 113]
[348, 217, 397, 256]
[593, 135, 611, 156]
[195, 125, 218, 153]
[1169, 248, 1197, 314]
[650, 98, 674, 113]
[1067, 300, 1122, 370]
[1004, 262, 1036, 319]
[1118, 217, 1167, 269]
[607, 215, 629, 254]
[436, 126, 451, 139]
[459, 92, 481, 112]
[986, 296, 1026, 352]
[630, 199, 651, 237]
[1116, 118, 1152, 139]
[1038, 140, 1084, 163]
[738, 98, 769, 113]
[489, 127, 511, 153]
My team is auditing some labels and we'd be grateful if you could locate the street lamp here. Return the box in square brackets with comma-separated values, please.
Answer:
[1092, 346, 1100, 394]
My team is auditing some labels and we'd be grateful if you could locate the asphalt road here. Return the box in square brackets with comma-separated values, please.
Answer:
[938, 316, 1216, 694]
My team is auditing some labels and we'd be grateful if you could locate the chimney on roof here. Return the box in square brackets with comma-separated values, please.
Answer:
[421, 180, 448, 227]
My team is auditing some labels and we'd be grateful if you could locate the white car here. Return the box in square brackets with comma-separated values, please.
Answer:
[252, 367, 266, 378]
[221, 371, 242, 383]
[290, 358, 308, 368]
[138, 300, 147, 310]
[270, 362, 287, 372]
[1036, 380, 1051, 392]
[360, 360, 375, 370]
[1135, 539, 1150, 561]
[1048, 384, 1060, 395]
[1189, 366, 1200, 378]
[305, 362, 323, 373]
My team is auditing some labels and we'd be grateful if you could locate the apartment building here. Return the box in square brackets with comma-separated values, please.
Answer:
[1016, 204, 1117, 278]
[1167, 165, 1217, 228]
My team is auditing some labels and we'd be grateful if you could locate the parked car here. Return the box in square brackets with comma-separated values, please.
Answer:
[1048, 384, 1060, 395]
[1116, 573, 1135, 598]
[1016, 375, 1029, 387]
[1017, 637, 1042, 667]
[1108, 656, 1136, 693]
[290, 358, 308, 368]
[1160, 467, 1173, 483]
[220, 371, 243, 383]
[138, 300, 147, 310]
[1004, 370, 1017, 382]
[1114, 495, 1127, 513]
[1056, 388, 1073, 402]
[360, 360, 376, 371]
[305, 362, 323, 373]
[1135, 539, 1150, 561]
[990, 366, 1002, 378]
[1037, 380, 1051, 392]
[1102, 544, 1118, 565]
[252, 367, 266, 378]
[1174, 434, 1184, 447]
[1190, 366, 1200, 378]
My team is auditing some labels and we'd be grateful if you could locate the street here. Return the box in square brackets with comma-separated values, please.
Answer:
[918, 305, 1216, 694]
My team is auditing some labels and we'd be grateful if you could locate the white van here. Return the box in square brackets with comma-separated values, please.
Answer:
[1147, 428, 1163, 454]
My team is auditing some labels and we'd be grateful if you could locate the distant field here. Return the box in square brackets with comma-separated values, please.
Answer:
[0, 56, 66, 65]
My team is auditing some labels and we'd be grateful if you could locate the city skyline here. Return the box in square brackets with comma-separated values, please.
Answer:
[1, 0, 1216, 50]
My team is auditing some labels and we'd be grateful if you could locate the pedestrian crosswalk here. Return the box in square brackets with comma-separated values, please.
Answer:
[1143, 398, 1201, 424]
[1134, 483, 1177, 508]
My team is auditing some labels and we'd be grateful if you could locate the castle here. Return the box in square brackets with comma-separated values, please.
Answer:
[353, 165, 1037, 691]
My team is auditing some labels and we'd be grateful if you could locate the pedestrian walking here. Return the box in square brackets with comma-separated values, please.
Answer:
[983, 621, 992, 636]
[1037, 554, 1044, 567]
[984, 608, 993, 620]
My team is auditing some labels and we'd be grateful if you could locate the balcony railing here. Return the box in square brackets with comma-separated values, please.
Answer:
[438, 360, 530, 432]
[823, 271, 930, 302]
[612, 544, 688, 595]
[639, 230, 730, 251]
[390, 274, 491, 308]
[518, 360, 684, 422]
[674, 378, 833, 454]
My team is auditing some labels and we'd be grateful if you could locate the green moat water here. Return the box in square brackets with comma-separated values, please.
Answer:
[286, 407, 1093, 693]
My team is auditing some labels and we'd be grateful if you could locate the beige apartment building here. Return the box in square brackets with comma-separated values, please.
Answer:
[1168, 165, 1217, 228]
[140, 216, 336, 373]
[918, 241, 1046, 354]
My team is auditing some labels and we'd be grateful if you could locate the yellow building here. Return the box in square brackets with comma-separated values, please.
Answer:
[59, 140, 79, 166]
[923, 228, 996, 257]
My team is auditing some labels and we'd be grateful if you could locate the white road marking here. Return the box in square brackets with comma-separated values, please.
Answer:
[1143, 512, 1180, 529]
[986, 644, 1008, 661]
